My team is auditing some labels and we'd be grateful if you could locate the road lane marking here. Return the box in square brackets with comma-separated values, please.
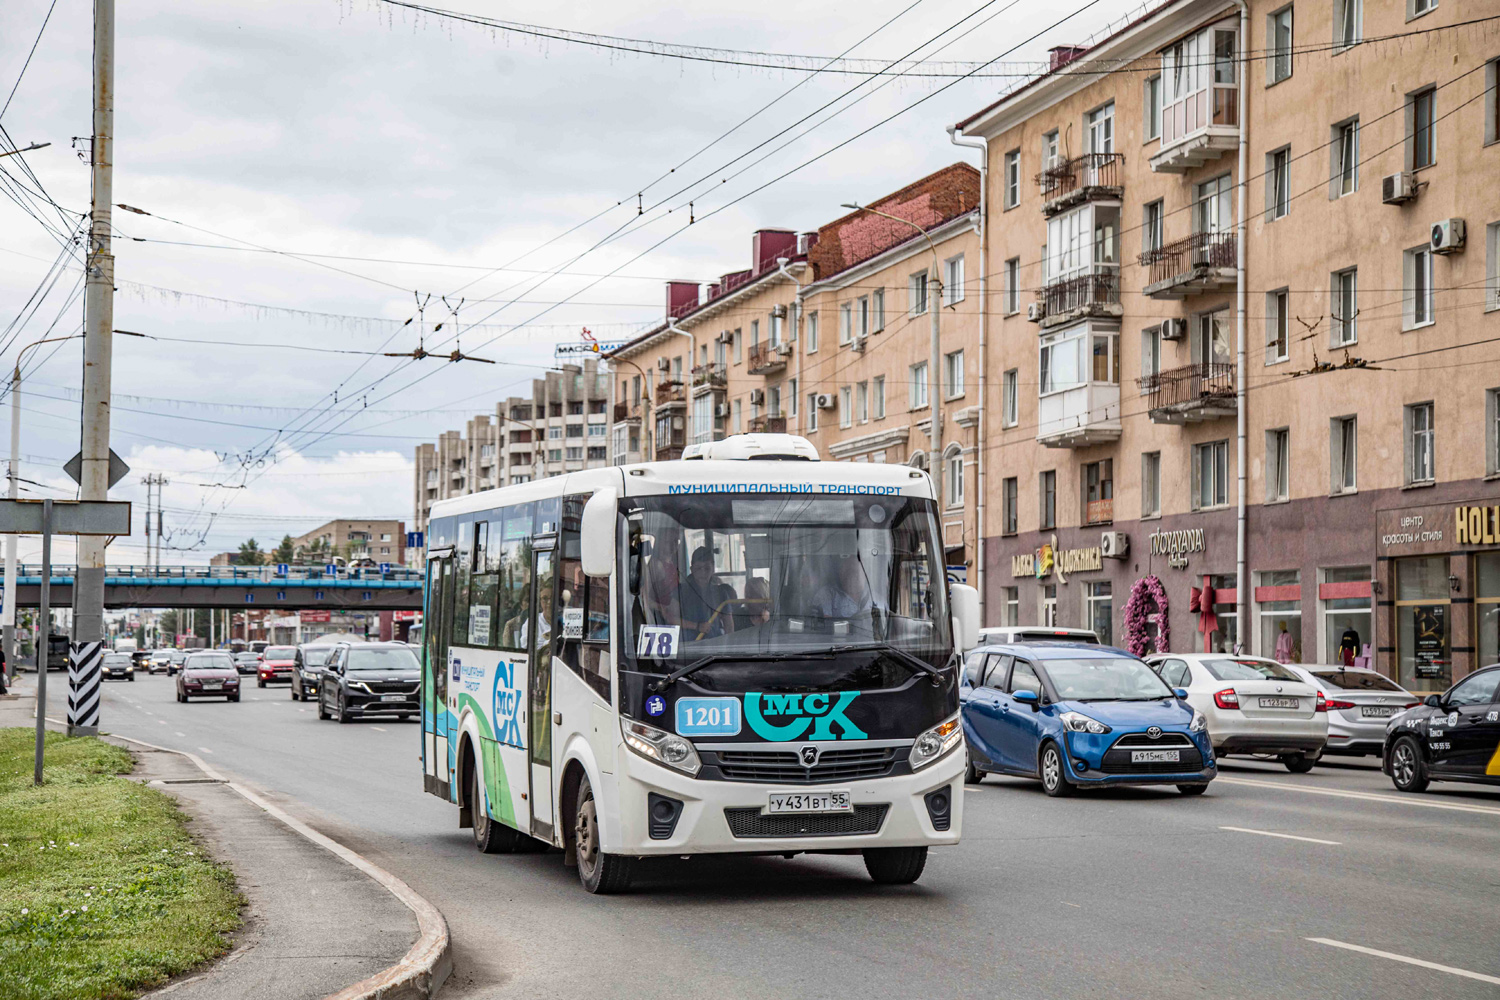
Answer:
[1220, 826, 1340, 845]
[175, 732, 185, 737]
[1308, 938, 1500, 985]
[198, 747, 213, 754]
[1218, 777, 1500, 817]
[370, 726, 387, 732]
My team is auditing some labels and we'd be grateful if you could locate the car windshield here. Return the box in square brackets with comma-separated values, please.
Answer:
[301, 648, 334, 666]
[264, 646, 297, 660]
[346, 647, 419, 672]
[103, 655, 130, 666]
[621, 492, 951, 678]
[187, 654, 234, 671]
[235, 653, 258, 662]
[1044, 657, 1174, 701]
[1203, 657, 1302, 682]
[1311, 669, 1404, 692]
[169, 651, 186, 661]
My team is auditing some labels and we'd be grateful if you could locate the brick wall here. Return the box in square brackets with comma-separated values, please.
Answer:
[809, 162, 980, 280]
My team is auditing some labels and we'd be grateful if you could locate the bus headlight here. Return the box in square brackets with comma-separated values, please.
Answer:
[621, 719, 701, 777]
[908, 716, 962, 771]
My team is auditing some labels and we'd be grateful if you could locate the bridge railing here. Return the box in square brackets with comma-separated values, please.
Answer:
[18, 564, 426, 583]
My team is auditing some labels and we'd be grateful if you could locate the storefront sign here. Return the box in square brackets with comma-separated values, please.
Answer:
[1412, 605, 1446, 678]
[1378, 500, 1500, 556]
[1454, 504, 1500, 546]
[1148, 527, 1206, 569]
[1379, 512, 1445, 551]
[1011, 535, 1101, 583]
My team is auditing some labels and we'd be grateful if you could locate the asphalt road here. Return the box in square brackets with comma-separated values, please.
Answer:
[91, 671, 1500, 1000]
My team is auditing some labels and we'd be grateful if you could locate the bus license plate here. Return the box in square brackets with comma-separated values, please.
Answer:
[1259, 697, 1298, 709]
[766, 791, 851, 814]
[1131, 750, 1180, 763]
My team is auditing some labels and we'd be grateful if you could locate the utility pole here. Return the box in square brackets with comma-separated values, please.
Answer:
[75, 0, 116, 652]
[140, 473, 167, 570]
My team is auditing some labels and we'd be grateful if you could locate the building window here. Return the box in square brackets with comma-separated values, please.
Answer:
[1266, 428, 1290, 502]
[873, 376, 885, 420]
[806, 394, 818, 432]
[1334, 0, 1361, 47]
[1266, 288, 1289, 363]
[1257, 569, 1302, 663]
[1268, 6, 1293, 84]
[1039, 329, 1084, 394]
[856, 381, 869, 423]
[1265, 147, 1291, 221]
[1001, 369, 1019, 427]
[1479, 553, 1500, 669]
[1042, 129, 1059, 171]
[733, 329, 743, 363]
[804, 312, 818, 353]
[1404, 246, 1434, 329]
[838, 303, 852, 345]
[1142, 452, 1161, 517]
[1091, 333, 1119, 384]
[1040, 470, 1057, 530]
[566, 423, 583, 438]
[1408, 86, 1436, 170]
[909, 272, 929, 316]
[1143, 75, 1161, 140]
[1408, 0, 1436, 20]
[1141, 326, 1162, 389]
[1002, 477, 1018, 534]
[1193, 440, 1229, 510]
[839, 386, 852, 428]
[733, 398, 742, 434]
[944, 349, 965, 399]
[1003, 257, 1021, 315]
[1331, 416, 1357, 493]
[1086, 101, 1115, 154]
[1142, 200, 1163, 255]
[1396, 555, 1450, 691]
[1086, 582, 1113, 646]
[1332, 268, 1358, 345]
[1405, 402, 1435, 485]
[548, 426, 562, 440]
[1331, 118, 1359, 197]
[1083, 459, 1113, 524]
[1488, 59, 1500, 146]
[1321, 566, 1372, 665]
[566, 447, 583, 461]
[1042, 585, 1058, 627]
[769, 385, 782, 418]
[1003, 587, 1020, 627]
[1487, 388, 1500, 477]
[1004, 150, 1021, 209]
[587, 446, 607, 461]
[872, 288, 885, 332]
[944, 255, 965, 306]
[945, 447, 964, 507]
[910, 362, 928, 409]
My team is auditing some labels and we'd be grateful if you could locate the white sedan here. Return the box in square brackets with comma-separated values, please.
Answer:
[1147, 653, 1328, 772]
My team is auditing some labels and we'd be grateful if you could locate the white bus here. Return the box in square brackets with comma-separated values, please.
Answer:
[420, 434, 979, 893]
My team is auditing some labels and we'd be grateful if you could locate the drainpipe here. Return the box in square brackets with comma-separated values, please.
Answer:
[1234, 0, 1249, 651]
[949, 126, 988, 624]
[776, 257, 805, 437]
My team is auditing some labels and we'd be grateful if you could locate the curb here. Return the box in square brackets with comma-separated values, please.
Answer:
[106, 733, 452, 1000]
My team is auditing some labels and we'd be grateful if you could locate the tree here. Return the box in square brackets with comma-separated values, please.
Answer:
[272, 534, 296, 565]
[237, 539, 266, 566]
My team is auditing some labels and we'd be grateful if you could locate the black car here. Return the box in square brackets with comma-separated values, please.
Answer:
[232, 652, 260, 676]
[1385, 664, 1500, 793]
[290, 644, 336, 702]
[101, 652, 135, 681]
[317, 642, 421, 723]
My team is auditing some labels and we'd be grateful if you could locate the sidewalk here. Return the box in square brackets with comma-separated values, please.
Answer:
[1, 673, 420, 1000]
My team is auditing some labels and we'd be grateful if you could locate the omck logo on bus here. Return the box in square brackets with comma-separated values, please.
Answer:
[744, 691, 868, 741]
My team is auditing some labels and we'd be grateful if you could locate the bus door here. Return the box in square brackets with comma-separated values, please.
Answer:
[528, 542, 556, 842]
[424, 551, 454, 794]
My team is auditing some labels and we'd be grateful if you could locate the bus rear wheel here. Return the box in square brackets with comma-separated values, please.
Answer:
[574, 774, 633, 894]
[863, 846, 927, 885]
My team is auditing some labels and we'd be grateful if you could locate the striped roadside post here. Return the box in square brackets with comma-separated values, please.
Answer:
[67, 640, 103, 737]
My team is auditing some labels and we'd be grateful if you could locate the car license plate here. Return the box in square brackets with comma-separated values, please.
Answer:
[202, 681, 222, 690]
[1131, 749, 1180, 763]
[1259, 697, 1298, 709]
[380, 694, 405, 702]
[1361, 705, 1397, 717]
[766, 790, 851, 814]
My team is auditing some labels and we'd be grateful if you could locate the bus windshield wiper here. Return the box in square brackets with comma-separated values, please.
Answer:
[828, 642, 945, 684]
[650, 650, 831, 691]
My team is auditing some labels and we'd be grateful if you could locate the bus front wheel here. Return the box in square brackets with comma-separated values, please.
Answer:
[573, 774, 633, 894]
[470, 758, 517, 855]
[863, 846, 927, 885]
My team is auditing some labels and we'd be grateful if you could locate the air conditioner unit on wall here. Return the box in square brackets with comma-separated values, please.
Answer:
[1159, 318, 1186, 341]
[749, 388, 765, 405]
[771, 304, 788, 319]
[816, 392, 837, 410]
[1027, 302, 1046, 322]
[1430, 218, 1466, 254]
[1382, 171, 1417, 205]
[1101, 532, 1129, 559]
[714, 403, 729, 418]
[775, 343, 793, 356]
[851, 335, 867, 353]
[656, 357, 671, 371]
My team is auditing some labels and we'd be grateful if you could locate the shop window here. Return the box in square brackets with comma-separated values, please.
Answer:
[1086, 582, 1113, 646]
[1208, 573, 1238, 653]
[1396, 555, 1452, 690]
[1478, 553, 1500, 671]
[1257, 569, 1302, 663]
[1322, 566, 1371, 665]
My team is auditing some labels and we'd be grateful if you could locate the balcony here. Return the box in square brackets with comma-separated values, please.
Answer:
[655, 383, 687, 409]
[1140, 232, 1235, 299]
[692, 362, 727, 392]
[1150, 75, 1239, 173]
[1034, 269, 1121, 329]
[749, 415, 786, 434]
[746, 340, 788, 376]
[1084, 497, 1114, 526]
[655, 446, 684, 461]
[1139, 362, 1237, 423]
[1036, 382, 1121, 448]
[1037, 153, 1124, 217]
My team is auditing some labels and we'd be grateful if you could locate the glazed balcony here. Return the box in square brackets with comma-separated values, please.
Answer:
[749, 415, 787, 434]
[1037, 153, 1125, 217]
[1140, 232, 1235, 299]
[746, 340, 789, 376]
[1034, 269, 1122, 329]
[1036, 382, 1121, 448]
[1139, 362, 1237, 423]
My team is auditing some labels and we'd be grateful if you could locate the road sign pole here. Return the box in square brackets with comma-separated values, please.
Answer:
[33, 499, 51, 785]
[2, 364, 18, 689]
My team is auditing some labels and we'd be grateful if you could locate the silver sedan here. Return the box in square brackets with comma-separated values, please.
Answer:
[1284, 665, 1420, 759]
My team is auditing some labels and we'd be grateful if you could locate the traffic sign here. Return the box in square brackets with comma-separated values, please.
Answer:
[276, 563, 289, 576]
[406, 531, 424, 549]
[378, 562, 391, 574]
[62, 449, 130, 490]
[325, 563, 338, 576]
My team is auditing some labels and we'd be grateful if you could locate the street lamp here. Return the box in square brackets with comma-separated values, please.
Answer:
[841, 202, 945, 513]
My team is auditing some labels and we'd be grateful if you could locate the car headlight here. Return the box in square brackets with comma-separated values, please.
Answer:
[1189, 709, 1208, 733]
[1060, 711, 1112, 735]
[621, 719, 701, 776]
[908, 715, 963, 770]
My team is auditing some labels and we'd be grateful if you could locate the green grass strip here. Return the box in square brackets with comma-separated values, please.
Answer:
[0, 728, 241, 1000]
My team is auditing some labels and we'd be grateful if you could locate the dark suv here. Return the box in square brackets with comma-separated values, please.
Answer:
[317, 642, 421, 724]
[290, 644, 337, 702]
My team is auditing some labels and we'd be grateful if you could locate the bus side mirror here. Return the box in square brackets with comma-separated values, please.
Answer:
[950, 584, 979, 651]
[581, 488, 618, 579]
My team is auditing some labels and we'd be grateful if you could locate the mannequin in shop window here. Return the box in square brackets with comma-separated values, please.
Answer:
[1274, 621, 1294, 664]
[1339, 626, 1361, 667]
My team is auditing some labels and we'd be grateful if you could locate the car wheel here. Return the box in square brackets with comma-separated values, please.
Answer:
[1389, 736, 1429, 793]
[228, 693, 240, 702]
[290, 685, 298, 700]
[176, 691, 185, 703]
[575, 773, 633, 894]
[128, 675, 135, 682]
[336, 694, 350, 724]
[257, 678, 265, 688]
[1176, 784, 1209, 796]
[1039, 741, 1074, 797]
[317, 695, 330, 721]
[964, 754, 985, 785]
[1281, 753, 1316, 773]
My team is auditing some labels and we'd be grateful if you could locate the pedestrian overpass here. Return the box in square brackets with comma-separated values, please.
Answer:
[4, 564, 424, 611]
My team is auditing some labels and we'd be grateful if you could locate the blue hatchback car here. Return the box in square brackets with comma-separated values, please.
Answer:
[961, 643, 1215, 796]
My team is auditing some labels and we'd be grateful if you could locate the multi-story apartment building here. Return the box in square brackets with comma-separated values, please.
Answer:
[291, 519, 406, 565]
[412, 358, 611, 535]
[955, 0, 1500, 690]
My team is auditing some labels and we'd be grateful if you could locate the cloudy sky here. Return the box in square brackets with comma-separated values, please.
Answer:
[0, 0, 1144, 563]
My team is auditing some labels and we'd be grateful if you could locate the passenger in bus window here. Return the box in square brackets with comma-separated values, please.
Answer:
[736, 576, 772, 631]
[680, 546, 735, 639]
[644, 526, 683, 627]
[814, 555, 884, 619]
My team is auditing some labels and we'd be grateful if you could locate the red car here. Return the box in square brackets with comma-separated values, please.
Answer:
[176, 652, 241, 702]
[257, 645, 298, 687]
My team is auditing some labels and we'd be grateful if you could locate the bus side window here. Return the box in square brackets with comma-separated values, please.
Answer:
[468, 520, 498, 649]
[498, 503, 534, 650]
[558, 495, 610, 702]
[451, 518, 473, 647]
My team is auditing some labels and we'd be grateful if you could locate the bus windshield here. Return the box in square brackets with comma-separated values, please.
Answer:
[621, 493, 951, 679]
